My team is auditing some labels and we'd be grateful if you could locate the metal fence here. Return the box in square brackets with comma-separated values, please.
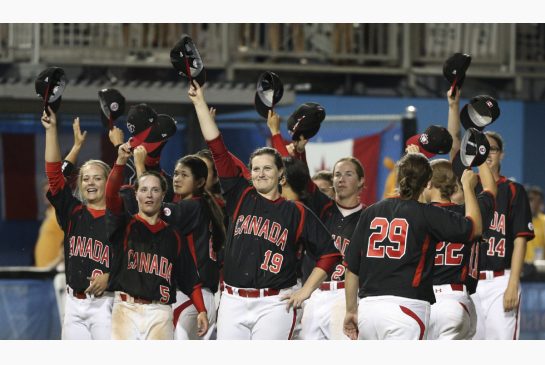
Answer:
[1, 23, 545, 77]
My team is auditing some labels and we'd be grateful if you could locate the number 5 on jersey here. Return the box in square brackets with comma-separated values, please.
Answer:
[366, 217, 408, 259]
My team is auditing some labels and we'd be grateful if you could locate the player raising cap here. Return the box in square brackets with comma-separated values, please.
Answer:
[105, 143, 209, 340]
[343, 152, 483, 340]
[267, 109, 366, 340]
[41, 107, 114, 340]
[188, 81, 342, 340]
[424, 158, 496, 339]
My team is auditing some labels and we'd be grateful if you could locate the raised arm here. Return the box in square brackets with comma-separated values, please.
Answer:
[187, 82, 220, 141]
[133, 145, 147, 179]
[42, 107, 61, 163]
[477, 160, 497, 199]
[447, 87, 462, 160]
[42, 107, 65, 195]
[106, 142, 131, 214]
[188, 82, 241, 178]
[64, 117, 87, 166]
[461, 169, 482, 238]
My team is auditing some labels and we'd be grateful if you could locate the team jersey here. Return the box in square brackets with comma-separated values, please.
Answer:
[479, 177, 535, 271]
[105, 163, 203, 304]
[207, 135, 341, 290]
[119, 187, 220, 292]
[119, 186, 222, 293]
[344, 197, 475, 303]
[431, 191, 495, 293]
[301, 183, 364, 283]
[165, 197, 221, 293]
[46, 161, 112, 292]
[106, 210, 201, 304]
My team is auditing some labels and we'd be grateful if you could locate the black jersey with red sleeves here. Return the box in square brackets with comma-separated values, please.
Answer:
[47, 184, 112, 292]
[106, 211, 201, 304]
[479, 177, 534, 271]
[118, 186, 218, 291]
[162, 197, 221, 293]
[344, 197, 475, 303]
[431, 191, 495, 291]
[301, 200, 363, 283]
[220, 175, 341, 289]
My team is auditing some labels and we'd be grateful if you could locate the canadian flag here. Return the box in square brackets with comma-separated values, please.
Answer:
[305, 133, 381, 206]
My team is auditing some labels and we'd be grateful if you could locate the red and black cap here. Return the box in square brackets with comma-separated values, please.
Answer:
[254, 71, 284, 119]
[287, 102, 326, 141]
[142, 114, 177, 166]
[35, 67, 67, 115]
[406, 125, 453, 158]
[126, 103, 157, 149]
[443, 53, 471, 97]
[452, 128, 491, 178]
[98, 88, 126, 130]
[460, 95, 500, 131]
[170, 34, 206, 86]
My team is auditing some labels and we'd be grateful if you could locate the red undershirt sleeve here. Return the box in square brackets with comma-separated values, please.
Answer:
[45, 161, 66, 195]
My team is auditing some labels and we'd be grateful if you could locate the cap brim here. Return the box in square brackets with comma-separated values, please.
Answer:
[100, 111, 114, 130]
[406, 134, 435, 158]
[460, 105, 476, 131]
[254, 92, 272, 119]
[128, 127, 152, 149]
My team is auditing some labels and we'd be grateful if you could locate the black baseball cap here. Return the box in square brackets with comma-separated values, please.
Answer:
[287, 102, 326, 141]
[170, 34, 206, 86]
[126, 103, 157, 149]
[98, 88, 126, 130]
[142, 114, 178, 166]
[405, 125, 453, 158]
[35, 67, 67, 114]
[452, 128, 491, 178]
[460, 95, 500, 131]
[443, 53, 471, 94]
[254, 71, 284, 119]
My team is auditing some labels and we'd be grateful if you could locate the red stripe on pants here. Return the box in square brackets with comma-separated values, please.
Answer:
[399, 305, 425, 340]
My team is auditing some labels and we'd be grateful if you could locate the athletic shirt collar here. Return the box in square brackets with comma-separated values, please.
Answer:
[86, 206, 105, 218]
[336, 202, 363, 217]
[134, 214, 168, 233]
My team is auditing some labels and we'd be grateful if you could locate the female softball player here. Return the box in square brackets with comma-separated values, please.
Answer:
[343, 152, 483, 340]
[105, 143, 208, 340]
[42, 107, 113, 340]
[188, 82, 341, 340]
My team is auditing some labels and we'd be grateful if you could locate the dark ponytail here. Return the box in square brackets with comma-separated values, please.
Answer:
[175, 155, 225, 252]
[201, 190, 226, 252]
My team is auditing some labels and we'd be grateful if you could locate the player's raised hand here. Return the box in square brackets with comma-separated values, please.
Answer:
[133, 145, 147, 167]
[40, 106, 57, 129]
[461, 168, 478, 190]
[196, 312, 209, 337]
[343, 312, 359, 340]
[405, 144, 420, 155]
[188, 81, 205, 105]
[85, 273, 109, 297]
[72, 117, 87, 148]
[448, 86, 461, 104]
[281, 286, 312, 312]
[108, 126, 125, 147]
[116, 142, 131, 165]
[209, 107, 216, 120]
[266, 109, 281, 135]
[294, 135, 308, 154]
